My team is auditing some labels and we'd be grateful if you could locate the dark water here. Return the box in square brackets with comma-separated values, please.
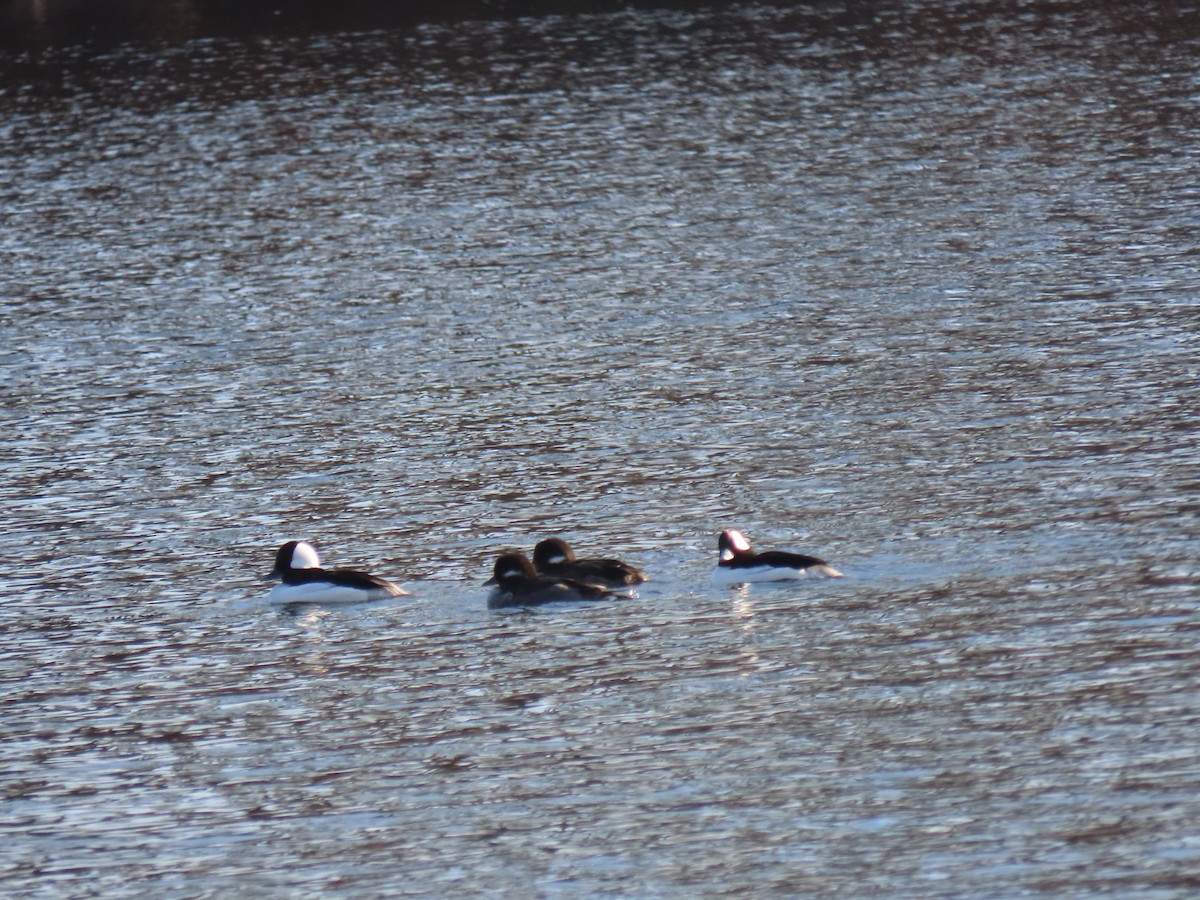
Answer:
[3, 1, 1200, 894]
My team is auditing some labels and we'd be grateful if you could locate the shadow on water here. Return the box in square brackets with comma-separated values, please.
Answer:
[5, 0, 1200, 50]
[5, 0, 747, 48]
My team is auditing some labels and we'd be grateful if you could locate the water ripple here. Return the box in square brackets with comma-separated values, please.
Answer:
[3, 1, 1200, 895]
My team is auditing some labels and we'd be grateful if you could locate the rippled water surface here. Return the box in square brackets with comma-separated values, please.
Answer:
[3, 1, 1200, 895]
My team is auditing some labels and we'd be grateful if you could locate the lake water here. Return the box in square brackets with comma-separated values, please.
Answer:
[3, 1, 1200, 894]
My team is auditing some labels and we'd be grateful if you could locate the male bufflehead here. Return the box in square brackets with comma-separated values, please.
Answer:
[712, 529, 843, 585]
[485, 552, 615, 609]
[532, 537, 647, 587]
[265, 540, 409, 603]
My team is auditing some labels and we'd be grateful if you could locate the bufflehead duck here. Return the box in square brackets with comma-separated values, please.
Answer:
[485, 552, 615, 609]
[265, 540, 409, 603]
[712, 529, 843, 585]
[532, 537, 647, 587]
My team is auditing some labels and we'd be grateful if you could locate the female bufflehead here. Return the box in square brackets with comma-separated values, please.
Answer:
[532, 537, 647, 587]
[712, 529, 843, 585]
[265, 540, 409, 603]
[485, 552, 614, 609]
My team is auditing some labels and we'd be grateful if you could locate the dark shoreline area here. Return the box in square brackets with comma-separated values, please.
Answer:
[6, 0, 1196, 53]
[2, 0, 741, 48]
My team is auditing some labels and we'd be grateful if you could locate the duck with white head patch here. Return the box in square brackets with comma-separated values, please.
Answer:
[712, 529, 843, 585]
[486, 551, 617, 609]
[265, 540, 410, 603]
[532, 537, 646, 587]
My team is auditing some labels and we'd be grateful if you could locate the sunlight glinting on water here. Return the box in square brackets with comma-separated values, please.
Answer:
[2, 1, 1199, 894]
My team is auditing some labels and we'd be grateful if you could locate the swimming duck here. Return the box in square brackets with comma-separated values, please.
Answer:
[486, 551, 615, 609]
[265, 540, 409, 603]
[532, 537, 646, 587]
[711, 529, 843, 585]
